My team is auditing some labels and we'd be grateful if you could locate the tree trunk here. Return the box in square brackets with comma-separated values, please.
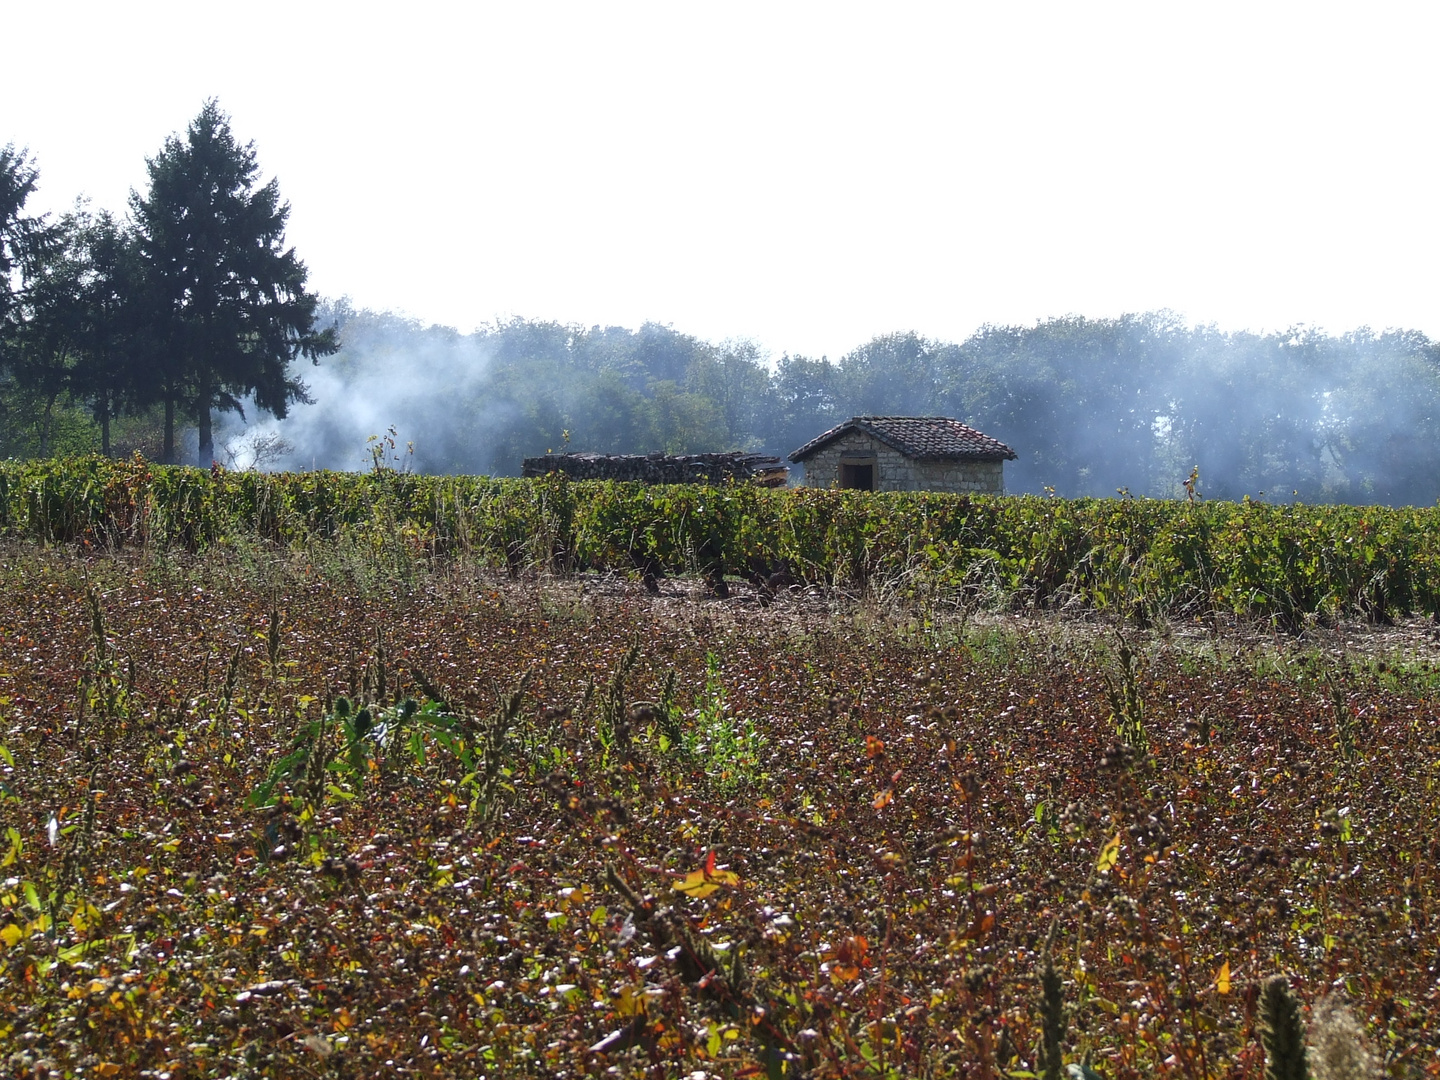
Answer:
[196, 370, 213, 467]
[163, 398, 175, 464]
[100, 392, 111, 457]
[39, 394, 56, 458]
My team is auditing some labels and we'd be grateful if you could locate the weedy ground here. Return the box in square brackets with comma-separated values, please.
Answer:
[0, 542, 1437, 1079]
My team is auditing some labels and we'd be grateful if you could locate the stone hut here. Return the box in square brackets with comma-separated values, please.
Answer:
[789, 416, 1016, 493]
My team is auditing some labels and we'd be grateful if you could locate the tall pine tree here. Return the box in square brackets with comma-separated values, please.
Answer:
[131, 101, 335, 464]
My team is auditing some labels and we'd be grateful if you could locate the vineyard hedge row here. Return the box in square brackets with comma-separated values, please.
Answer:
[2, 455, 1437, 624]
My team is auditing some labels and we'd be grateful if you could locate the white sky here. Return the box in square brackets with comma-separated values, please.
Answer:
[9, 2, 1439, 361]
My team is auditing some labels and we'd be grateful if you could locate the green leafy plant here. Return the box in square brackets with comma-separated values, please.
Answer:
[1038, 955, 1068, 1080]
[1261, 974, 1310, 1080]
[595, 644, 639, 764]
[247, 672, 532, 837]
[461, 671, 531, 831]
[1101, 634, 1149, 751]
[683, 651, 762, 791]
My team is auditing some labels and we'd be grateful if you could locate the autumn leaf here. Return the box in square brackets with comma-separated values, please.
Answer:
[873, 787, 893, 810]
[964, 913, 996, 940]
[672, 872, 732, 899]
[673, 850, 740, 899]
[832, 934, 869, 980]
[1215, 960, 1231, 994]
[1096, 832, 1121, 872]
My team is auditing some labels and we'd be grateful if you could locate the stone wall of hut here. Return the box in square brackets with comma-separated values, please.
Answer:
[797, 430, 1004, 494]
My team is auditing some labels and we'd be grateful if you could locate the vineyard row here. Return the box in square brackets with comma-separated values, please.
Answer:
[2, 455, 1436, 625]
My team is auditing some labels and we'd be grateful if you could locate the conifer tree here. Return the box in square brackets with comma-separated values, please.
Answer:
[130, 101, 335, 463]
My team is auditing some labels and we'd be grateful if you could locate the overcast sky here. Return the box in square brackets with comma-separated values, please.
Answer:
[9, 2, 1438, 360]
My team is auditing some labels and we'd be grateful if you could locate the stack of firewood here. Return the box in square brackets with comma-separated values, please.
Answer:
[521, 451, 789, 487]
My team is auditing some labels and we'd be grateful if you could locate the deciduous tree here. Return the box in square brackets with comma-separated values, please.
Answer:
[68, 210, 151, 456]
[0, 145, 52, 333]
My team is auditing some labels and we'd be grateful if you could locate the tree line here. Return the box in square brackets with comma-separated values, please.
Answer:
[259, 306, 1440, 505]
[0, 101, 334, 465]
[6, 105, 1440, 504]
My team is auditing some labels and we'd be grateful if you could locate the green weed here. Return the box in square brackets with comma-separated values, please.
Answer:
[683, 652, 762, 792]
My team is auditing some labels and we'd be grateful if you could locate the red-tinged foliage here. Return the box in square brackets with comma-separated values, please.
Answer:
[0, 543, 1435, 1078]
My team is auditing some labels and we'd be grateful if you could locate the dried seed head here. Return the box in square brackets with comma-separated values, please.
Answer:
[1309, 994, 1380, 1080]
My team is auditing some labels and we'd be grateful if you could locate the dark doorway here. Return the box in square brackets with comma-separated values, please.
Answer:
[840, 462, 875, 490]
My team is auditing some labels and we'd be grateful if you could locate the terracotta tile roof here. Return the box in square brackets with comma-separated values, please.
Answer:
[789, 416, 1017, 463]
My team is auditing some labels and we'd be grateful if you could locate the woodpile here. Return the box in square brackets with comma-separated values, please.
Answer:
[522, 451, 789, 487]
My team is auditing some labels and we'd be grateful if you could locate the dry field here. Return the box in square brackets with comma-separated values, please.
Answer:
[0, 544, 1437, 1078]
